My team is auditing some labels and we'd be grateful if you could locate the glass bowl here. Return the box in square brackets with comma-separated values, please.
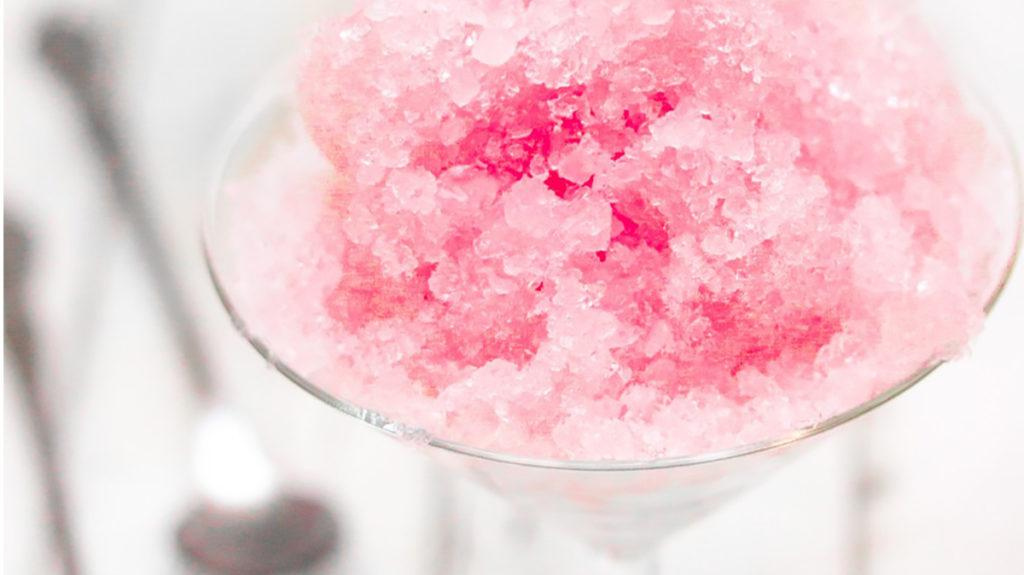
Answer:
[203, 82, 1022, 571]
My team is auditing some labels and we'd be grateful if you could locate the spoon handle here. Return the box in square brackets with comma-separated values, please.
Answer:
[38, 16, 215, 400]
[5, 216, 81, 575]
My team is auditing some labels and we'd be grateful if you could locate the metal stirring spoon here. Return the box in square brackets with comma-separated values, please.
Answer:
[37, 16, 338, 574]
[5, 214, 81, 575]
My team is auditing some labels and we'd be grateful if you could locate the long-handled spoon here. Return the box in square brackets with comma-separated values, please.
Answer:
[37, 16, 338, 574]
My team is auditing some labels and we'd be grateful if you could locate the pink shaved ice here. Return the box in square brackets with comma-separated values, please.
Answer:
[225, 0, 1018, 460]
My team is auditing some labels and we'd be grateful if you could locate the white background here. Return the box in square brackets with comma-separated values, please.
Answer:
[5, 1, 1024, 573]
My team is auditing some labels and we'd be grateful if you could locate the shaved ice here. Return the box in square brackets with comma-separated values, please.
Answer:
[224, 0, 1018, 460]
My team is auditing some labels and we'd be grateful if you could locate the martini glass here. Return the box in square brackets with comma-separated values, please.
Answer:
[203, 87, 1022, 573]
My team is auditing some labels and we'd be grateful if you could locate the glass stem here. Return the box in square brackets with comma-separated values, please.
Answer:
[429, 466, 463, 575]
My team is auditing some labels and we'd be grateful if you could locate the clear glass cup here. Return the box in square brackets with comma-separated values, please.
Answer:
[203, 77, 1023, 575]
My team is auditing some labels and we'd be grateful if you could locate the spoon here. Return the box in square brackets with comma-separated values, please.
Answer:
[37, 16, 338, 573]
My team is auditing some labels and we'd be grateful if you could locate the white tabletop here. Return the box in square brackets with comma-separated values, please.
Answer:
[5, 1, 1023, 573]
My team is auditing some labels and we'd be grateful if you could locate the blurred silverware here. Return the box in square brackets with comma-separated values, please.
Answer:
[37, 13, 215, 398]
[5, 213, 81, 575]
[37, 16, 338, 574]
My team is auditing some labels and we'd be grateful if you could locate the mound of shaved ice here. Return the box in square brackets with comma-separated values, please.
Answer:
[225, 0, 1018, 460]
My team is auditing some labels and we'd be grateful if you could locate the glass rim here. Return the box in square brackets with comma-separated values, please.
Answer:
[203, 90, 1023, 473]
